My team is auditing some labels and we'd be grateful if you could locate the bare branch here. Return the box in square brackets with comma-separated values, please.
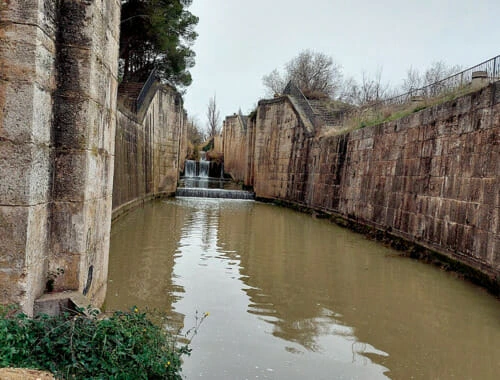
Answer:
[262, 49, 343, 99]
[206, 94, 221, 138]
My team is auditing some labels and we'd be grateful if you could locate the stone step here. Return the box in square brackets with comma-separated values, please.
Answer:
[176, 187, 255, 200]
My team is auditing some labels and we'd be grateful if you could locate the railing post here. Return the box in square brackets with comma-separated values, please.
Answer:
[494, 56, 498, 80]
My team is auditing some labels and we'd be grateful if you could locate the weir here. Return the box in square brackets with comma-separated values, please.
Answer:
[176, 187, 255, 199]
[178, 155, 254, 199]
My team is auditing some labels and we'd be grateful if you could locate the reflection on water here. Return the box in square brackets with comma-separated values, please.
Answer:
[106, 199, 500, 379]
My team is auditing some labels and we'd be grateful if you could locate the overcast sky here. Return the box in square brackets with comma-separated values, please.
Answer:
[183, 0, 500, 129]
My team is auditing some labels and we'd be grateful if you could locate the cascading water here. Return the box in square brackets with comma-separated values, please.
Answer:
[176, 187, 255, 199]
[184, 160, 197, 177]
[199, 152, 210, 178]
[179, 153, 254, 199]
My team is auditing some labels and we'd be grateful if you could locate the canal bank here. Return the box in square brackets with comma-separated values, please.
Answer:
[223, 82, 500, 291]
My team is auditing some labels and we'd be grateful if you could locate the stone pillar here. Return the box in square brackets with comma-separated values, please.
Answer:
[48, 0, 120, 307]
[0, 0, 57, 314]
[0, 0, 120, 315]
[471, 71, 488, 89]
[244, 117, 256, 187]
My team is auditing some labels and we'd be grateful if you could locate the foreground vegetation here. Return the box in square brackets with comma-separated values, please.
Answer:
[0, 305, 191, 379]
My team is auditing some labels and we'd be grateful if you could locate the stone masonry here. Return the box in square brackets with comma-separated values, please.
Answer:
[223, 114, 249, 183]
[113, 83, 186, 214]
[224, 83, 500, 281]
[0, 0, 120, 314]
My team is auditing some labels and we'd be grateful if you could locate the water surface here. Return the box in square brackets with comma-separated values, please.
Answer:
[106, 199, 500, 379]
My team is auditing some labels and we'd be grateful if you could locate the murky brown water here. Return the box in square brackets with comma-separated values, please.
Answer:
[106, 198, 500, 379]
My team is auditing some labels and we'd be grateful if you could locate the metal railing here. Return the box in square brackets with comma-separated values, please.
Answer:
[283, 81, 316, 124]
[380, 55, 500, 107]
[136, 68, 158, 111]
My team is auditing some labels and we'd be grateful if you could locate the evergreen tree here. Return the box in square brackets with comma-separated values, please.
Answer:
[120, 0, 198, 88]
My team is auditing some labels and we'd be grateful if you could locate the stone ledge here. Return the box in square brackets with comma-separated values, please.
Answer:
[0, 368, 54, 380]
[33, 291, 94, 317]
[111, 192, 175, 223]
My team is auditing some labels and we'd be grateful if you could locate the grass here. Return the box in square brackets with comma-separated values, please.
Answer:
[334, 83, 484, 135]
[0, 305, 205, 379]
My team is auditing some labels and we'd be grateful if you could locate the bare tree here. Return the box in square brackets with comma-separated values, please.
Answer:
[262, 69, 287, 97]
[262, 49, 343, 98]
[400, 61, 462, 96]
[206, 94, 221, 138]
[401, 66, 422, 94]
[187, 116, 205, 145]
[339, 68, 389, 105]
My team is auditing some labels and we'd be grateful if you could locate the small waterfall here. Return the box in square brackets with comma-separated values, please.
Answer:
[199, 156, 210, 178]
[176, 188, 255, 200]
[184, 153, 210, 178]
[184, 160, 197, 177]
[179, 152, 252, 199]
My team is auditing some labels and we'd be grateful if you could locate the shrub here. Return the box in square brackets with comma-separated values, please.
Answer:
[0, 305, 190, 379]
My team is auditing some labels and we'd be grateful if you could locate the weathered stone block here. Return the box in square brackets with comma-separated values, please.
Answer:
[51, 150, 87, 202]
[1, 0, 57, 35]
[1, 82, 52, 145]
[0, 141, 51, 205]
[0, 206, 28, 269]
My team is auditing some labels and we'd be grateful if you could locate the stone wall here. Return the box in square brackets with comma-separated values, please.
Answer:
[253, 97, 313, 200]
[223, 114, 248, 182]
[113, 85, 186, 215]
[213, 135, 223, 154]
[0, 0, 119, 314]
[226, 84, 500, 280]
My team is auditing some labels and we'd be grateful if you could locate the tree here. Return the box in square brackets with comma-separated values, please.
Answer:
[206, 95, 221, 138]
[400, 66, 422, 94]
[339, 68, 389, 106]
[400, 61, 462, 96]
[120, 0, 198, 88]
[262, 50, 343, 98]
[187, 116, 205, 145]
[262, 69, 287, 97]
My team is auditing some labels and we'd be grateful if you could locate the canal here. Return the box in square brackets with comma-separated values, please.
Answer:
[105, 198, 500, 379]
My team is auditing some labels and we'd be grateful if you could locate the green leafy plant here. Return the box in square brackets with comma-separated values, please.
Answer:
[0, 305, 196, 379]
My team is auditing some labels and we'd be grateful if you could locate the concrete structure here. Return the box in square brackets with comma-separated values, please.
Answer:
[0, 0, 120, 315]
[224, 83, 500, 283]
